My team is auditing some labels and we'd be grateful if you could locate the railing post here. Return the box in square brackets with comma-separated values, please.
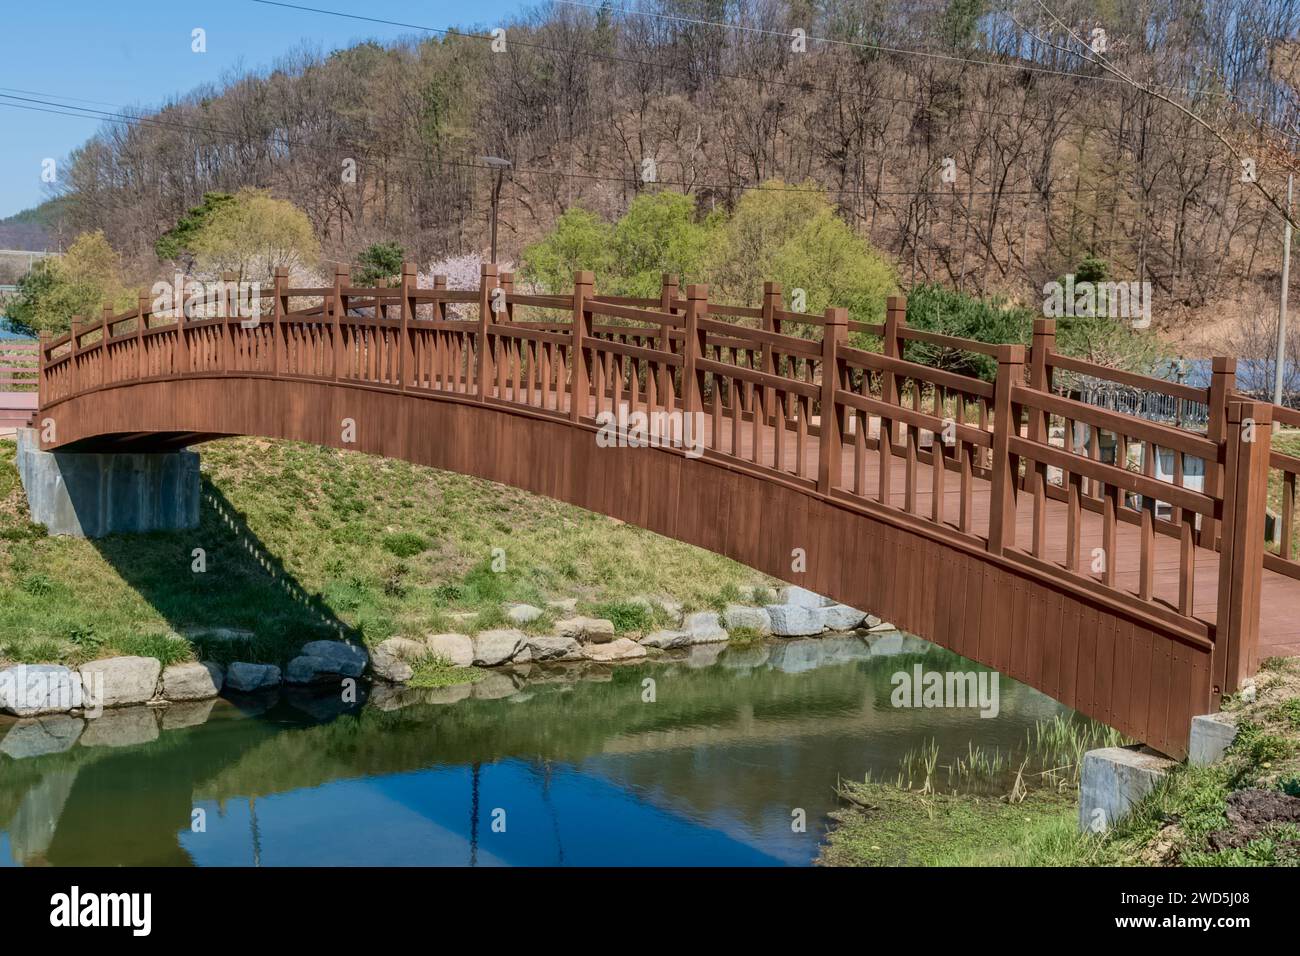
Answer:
[570, 270, 593, 423]
[1027, 318, 1055, 444]
[221, 271, 237, 373]
[1213, 399, 1272, 700]
[136, 290, 149, 380]
[399, 260, 415, 391]
[272, 266, 286, 377]
[988, 344, 1026, 555]
[477, 262, 497, 401]
[499, 271, 514, 323]
[332, 264, 348, 381]
[1204, 356, 1237, 549]
[818, 307, 848, 495]
[37, 330, 48, 408]
[659, 273, 677, 353]
[175, 277, 190, 376]
[69, 317, 80, 396]
[761, 280, 782, 420]
[433, 275, 447, 320]
[683, 284, 708, 416]
[882, 294, 906, 450]
[101, 305, 112, 385]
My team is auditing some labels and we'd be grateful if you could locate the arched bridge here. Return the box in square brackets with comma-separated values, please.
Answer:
[34, 264, 1300, 758]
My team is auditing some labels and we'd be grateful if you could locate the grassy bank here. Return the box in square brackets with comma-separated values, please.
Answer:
[819, 658, 1300, 867]
[0, 436, 765, 669]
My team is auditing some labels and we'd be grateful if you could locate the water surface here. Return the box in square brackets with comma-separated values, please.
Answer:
[0, 633, 1071, 866]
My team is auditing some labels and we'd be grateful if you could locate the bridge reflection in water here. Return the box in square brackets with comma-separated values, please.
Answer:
[33, 265, 1300, 756]
[0, 635, 1071, 867]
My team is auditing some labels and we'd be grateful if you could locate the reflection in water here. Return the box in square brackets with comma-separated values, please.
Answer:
[0, 633, 1069, 866]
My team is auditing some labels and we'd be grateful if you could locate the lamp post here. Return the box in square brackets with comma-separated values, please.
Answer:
[479, 156, 512, 264]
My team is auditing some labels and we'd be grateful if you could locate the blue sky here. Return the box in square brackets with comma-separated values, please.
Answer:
[0, 0, 535, 219]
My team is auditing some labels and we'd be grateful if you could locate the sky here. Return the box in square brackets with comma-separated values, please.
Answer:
[0, 0, 534, 220]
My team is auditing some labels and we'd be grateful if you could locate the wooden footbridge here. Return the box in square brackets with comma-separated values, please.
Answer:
[33, 264, 1300, 757]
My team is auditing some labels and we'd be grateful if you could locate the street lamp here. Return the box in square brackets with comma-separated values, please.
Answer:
[479, 156, 512, 264]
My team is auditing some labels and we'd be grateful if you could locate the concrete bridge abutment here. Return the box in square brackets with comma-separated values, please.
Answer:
[15, 428, 199, 538]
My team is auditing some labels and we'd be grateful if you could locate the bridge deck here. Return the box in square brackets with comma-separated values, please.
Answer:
[537, 384, 1300, 663]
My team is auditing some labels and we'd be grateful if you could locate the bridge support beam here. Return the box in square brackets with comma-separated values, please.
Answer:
[15, 428, 199, 538]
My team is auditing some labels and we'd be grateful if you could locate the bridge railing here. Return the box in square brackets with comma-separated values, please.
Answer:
[36, 262, 1279, 694]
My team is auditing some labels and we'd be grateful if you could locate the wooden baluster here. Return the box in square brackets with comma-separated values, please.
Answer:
[1066, 472, 1082, 571]
[817, 308, 847, 494]
[988, 344, 1025, 554]
[932, 428, 946, 525]
[1139, 497, 1156, 600]
[959, 441, 973, 533]
[1179, 510, 1196, 616]
[1283, 470, 1296, 561]
[1102, 483, 1120, 587]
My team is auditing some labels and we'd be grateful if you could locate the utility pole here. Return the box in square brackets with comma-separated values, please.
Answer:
[479, 156, 512, 264]
[1275, 173, 1293, 407]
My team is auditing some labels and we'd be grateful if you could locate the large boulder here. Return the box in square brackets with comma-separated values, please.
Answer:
[524, 635, 582, 662]
[299, 641, 368, 678]
[161, 662, 224, 701]
[0, 715, 84, 758]
[639, 629, 692, 649]
[370, 637, 429, 683]
[0, 664, 80, 716]
[555, 617, 616, 644]
[722, 604, 772, 635]
[765, 604, 825, 637]
[681, 611, 728, 644]
[582, 638, 647, 662]
[79, 656, 162, 709]
[425, 633, 474, 668]
[816, 604, 867, 631]
[224, 662, 281, 692]
[505, 604, 544, 625]
[778, 586, 828, 608]
[472, 629, 527, 666]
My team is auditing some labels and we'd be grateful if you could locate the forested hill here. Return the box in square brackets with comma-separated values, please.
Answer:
[50, 0, 1300, 330]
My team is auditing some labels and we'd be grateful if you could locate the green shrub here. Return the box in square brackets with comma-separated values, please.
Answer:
[381, 531, 429, 558]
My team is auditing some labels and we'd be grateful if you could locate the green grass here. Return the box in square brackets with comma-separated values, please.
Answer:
[407, 656, 487, 689]
[818, 784, 1079, 867]
[0, 436, 768, 668]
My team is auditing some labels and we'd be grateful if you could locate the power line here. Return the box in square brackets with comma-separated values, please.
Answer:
[247, 0, 1253, 150]
[554, 0, 1252, 103]
[0, 84, 1275, 206]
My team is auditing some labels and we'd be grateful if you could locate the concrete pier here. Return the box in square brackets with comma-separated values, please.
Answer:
[1078, 746, 1176, 833]
[15, 428, 199, 538]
